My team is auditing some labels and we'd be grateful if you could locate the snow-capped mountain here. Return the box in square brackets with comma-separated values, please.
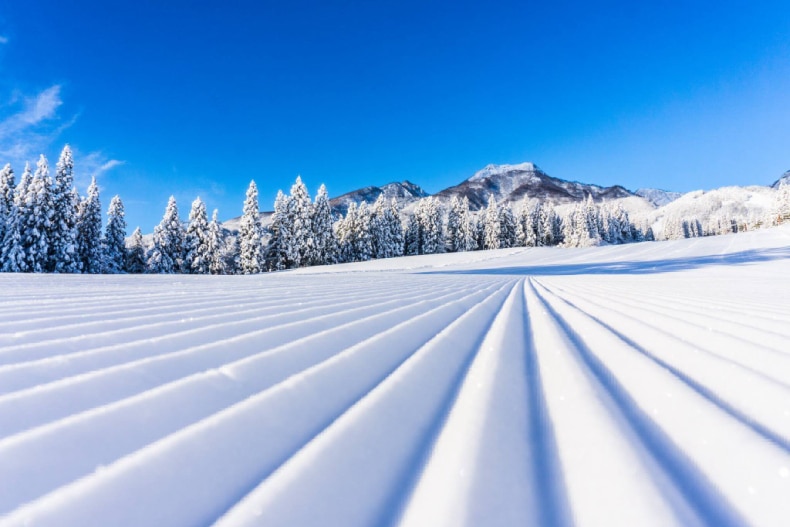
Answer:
[635, 188, 683, 207]
[771, 170, 790, 189]
[435, 163, 635, 210]
[329, 181, 428, 216]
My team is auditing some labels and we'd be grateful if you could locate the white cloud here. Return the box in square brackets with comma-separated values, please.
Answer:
[74, 150, 124, 189]
[0, 85, 75, 166]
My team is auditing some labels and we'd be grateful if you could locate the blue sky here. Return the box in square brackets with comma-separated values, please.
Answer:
[0, 1, 788, 231]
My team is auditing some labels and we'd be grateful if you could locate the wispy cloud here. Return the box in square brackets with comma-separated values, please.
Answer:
[0, 85, 76, 166]
[0, 36, 8, 44]
[74, 150, 125, 190]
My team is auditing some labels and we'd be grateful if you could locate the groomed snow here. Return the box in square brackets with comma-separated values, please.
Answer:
[1, 226, 790, 526]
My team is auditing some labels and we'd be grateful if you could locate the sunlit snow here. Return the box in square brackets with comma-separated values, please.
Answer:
[1, 225, 789, 526]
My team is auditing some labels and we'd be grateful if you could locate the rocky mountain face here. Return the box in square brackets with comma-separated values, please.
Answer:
[434, 162, 635, 210]
[329, 181, 428, 216]
[635, 188, 684, 207]
[771, 170, 790, 189]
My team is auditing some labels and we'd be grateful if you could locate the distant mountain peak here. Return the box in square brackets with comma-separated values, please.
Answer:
[635, 188, 683, 207]
[771, 170, 790, 189]
[469, 162, 540, 182]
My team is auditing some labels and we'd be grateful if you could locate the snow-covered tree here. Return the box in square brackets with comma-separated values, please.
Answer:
[515, 199, 536, 247]
[238, 181, 264, 274]
[76, 177, 103, 273]
[206, 209, 228, 274]
[49, 145, 79, 273]
[286, 176, 313, 268]
[147, 196, 184, 273]
[0, 164, 24, 272]
[403, 213, 420, 256]
[185, 197, 211, 274]
[126, 227, 147, 273]
[266, 190, 292, 271]
[499, 203, 517, 249]
[459, 197, 477, 252]
[0, 165, 14, 262]
[103, 195, 127, 273]
[410, 197, 443, 255]
[446, 196, 463, 253]
[21, 156, 55, 272]
[483, 195, 500, 250]
[384, 198, 404, 258]
[310, 184, 337, 265]
[337, 201, 372, 262]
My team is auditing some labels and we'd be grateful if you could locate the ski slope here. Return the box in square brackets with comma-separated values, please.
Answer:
[1, 226, 790, 526]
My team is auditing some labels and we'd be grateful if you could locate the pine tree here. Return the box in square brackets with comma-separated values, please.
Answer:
[516, 199, 537, 247]
[206, 209, 227, 274]
[446, 196, 463, 252]
[499, 203, 517, 249]
[239, 181, 264, 274]
[287, 176, 313, 267]
[484, 195, 500, 250]
[384, 198, 404, 258]
[412, 197, 442, 255]
[459, 197, 477, 252]
[49, 145, 79, 273]
[126, 227, 147, 273]
[310, 184, 337, 265]
[103, 195, 127, 273]
[185, 197, 211, 274]
[370, 194, 388, 258]
[266, 190, 293, 271]
[21, 156, 55, 272]
[0, 164, 14, 264]
[147, 196, 184, 273]
[403, 213, 420, 256]
[76, 177, 103, 273]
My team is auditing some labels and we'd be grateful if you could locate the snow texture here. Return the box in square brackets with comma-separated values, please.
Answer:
[1, 225, 790, 526]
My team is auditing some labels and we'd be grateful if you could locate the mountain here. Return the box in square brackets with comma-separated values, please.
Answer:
[635, 188, 683, 207]
[771, 170, 790, 189]
[329, 181, 428, 216]
[434, 162, 635, 210]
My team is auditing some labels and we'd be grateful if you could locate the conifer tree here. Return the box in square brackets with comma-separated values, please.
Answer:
[310, 184, 337, 265]
[147, 196, 184, 273]
[384, 198, 404, 258]
[516, 200, 537, 247]
[499, 203, 517, 248]
[21, 156, 54, 272]
[287, 176, 313, 267]
[206, 209, 227, 274]
[185, 197, 211, 274]
[0, 164, 14, 262]
[484, 195, 500, 250]
[49, 145, 79, 273]
[76, 177, 103, 273]
[266, 190, 291, 270]
[238, 181, 264, 274]
[459, 197, 477, 252]
[126, 227, 147, 273]
[370, 194, 388, 258]
[103, 195, 127, 273]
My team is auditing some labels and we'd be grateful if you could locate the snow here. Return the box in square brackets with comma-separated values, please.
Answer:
[1, 225, 790, 526]
[468, 162, 539, 181]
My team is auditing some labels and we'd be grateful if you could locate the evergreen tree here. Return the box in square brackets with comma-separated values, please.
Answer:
[310, 184, 337, 265]
[3, 164, 32, 272]
[266, 190, 292, 271]
[499, 203, 517, 248]
[384, 198, 404, 258]
[446, 196, 463, 252]
[76, 177, 103, 273]
[516, 200, 537, 247]
[206, 209, 227, 274]
[370, 194, 388, 258]
[49, 145, 79, 273]
[484, 195, 500, 250]
[103, 195, 127, 273]
[459, 197, 477, 252]
[126, 227, 147, 273]
[287, 176, 313, 267]
[21, 156, 55, 272]
[413, 197, 443, 254]
[403, 213, 420, 256]
[238, 181, 264, 274]
[185, 197, 211, 274]
[0, 164, 14, 264]
[147, 196, 184, 273]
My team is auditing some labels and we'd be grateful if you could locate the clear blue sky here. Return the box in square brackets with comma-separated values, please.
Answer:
[1, 1, 788, 231]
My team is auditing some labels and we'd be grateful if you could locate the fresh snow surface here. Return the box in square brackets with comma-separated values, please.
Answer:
[2, 226, 790, 526]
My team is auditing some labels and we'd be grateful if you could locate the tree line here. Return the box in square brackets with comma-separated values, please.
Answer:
[1, 146, 660, 275]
